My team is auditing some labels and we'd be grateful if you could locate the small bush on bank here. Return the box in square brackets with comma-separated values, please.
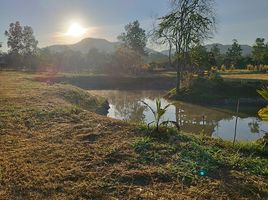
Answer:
[220, 65, 226, 71]
[230, 65, 236, 71]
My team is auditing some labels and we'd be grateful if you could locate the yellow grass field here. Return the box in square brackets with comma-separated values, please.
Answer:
[0, 71, 267, 199]
[222, 73, 268, 81]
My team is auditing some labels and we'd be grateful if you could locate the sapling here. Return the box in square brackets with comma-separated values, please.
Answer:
[141, 98, 179, 132]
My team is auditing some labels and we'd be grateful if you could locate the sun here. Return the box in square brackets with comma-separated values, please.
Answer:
[66, 22, 86, 37]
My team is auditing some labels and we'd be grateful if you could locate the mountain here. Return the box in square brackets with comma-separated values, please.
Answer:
[161, 43, 253, 56]
[44, 37, 159, 55]
[205, 43, 252, 56]
[44, 38, 120, 54]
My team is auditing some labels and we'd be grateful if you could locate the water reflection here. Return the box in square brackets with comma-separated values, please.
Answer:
[89, 90, 268, 141]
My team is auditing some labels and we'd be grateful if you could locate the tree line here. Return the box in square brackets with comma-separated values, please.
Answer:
[0, 0, 267, 89]
[187, 38, 268, 71]
[0, 20, 148, 74]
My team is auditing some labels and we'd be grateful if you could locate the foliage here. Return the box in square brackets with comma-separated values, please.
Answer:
[4, 21, 24, 54]
[190, 43, 210, 70]
[4, 21, 38, 69]
[220, 64, 226, 71]
[257, 86, 268, 120]
[169, 76, 264, 103]
[154, 0, 216, 95]
[141, 99, 179, 132]
[225, 39, 242, 68]
[252, 38, 268, 65]
[112, 47, 144, 74]
[210, 44, 223, 67]
[118, 20, 147, 56]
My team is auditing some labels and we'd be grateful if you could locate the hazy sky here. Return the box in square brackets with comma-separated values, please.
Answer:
[1, 0, 268, 51]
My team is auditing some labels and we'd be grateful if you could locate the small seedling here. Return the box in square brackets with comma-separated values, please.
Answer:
[141, 98, 180, 132]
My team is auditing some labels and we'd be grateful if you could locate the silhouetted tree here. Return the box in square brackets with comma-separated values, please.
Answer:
[252, 38, 268, 65]
[151, 24, 174, 67]
[5, 21, 38, 69]
[86, 48, 111, 71]
[113, 47, 143, 74]
[118, 20, 147, 55]
[22, 26, 38, 56]
[226, 39, 242, 68]
[190, 43, 209, 70]
[5, 22, 23, 54]
[210, 44, 222, 67]
[155, 0, 216, 95]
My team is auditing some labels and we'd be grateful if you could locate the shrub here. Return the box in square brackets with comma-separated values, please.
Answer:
[258, 65, 268, 72]
[230, 65, 236, 71]
[246, 64, 254, 71]
[220, 65, 226, 71]
[210, 66, 218, 73]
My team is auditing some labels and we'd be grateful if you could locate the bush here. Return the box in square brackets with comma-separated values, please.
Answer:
[246, 64, 254, 71]
[148, 62, 158, 71]
[220, 65, 226, 71]
[210, 66, 218, 73]
[230, 65, 236, 71]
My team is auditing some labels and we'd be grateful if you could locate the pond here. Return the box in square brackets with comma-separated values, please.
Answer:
[89, 90, 268, 141]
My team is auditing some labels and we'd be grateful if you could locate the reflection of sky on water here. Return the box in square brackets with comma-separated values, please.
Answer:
[212, 117, 266, 141]
[89, 90, 268, 141]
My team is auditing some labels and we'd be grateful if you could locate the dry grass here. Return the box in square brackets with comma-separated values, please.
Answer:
[222, 73, 268, 81]
[0, 71, 267, 199]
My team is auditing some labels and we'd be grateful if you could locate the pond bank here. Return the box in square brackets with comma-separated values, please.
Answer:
[89, 89, 268, 141]
[36, 73, 267, 107]
[36, 73, 177, 90]
[167, 77, 268, 106]
[0, 71, 267, 199]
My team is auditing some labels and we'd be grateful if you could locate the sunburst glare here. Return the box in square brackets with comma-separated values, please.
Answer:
[66, 22, 86, 37]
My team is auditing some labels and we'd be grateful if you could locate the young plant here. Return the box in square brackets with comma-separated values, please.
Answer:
[141, 98, 179, 132]
[257, 86, 268, 121]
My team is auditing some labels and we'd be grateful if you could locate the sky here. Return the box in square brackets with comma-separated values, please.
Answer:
[1, 0, 268, 51]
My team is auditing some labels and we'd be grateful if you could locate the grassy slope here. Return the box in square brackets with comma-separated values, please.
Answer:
[0, 72, 267, 199]
[168, 76, 268, 104]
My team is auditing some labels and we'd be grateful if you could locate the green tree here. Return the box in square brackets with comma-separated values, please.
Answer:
[210, 44, 222, 67]
[118, 20, 147, 55]
[22, 26, 38, 56]
[5, 21, 23, 54]
[113, 47, 143, 74]
[86, 48, 103, 70]
[155, 0, 216, 95]
[252, 38, 268, 65]
[226, 39, 242, 68]
[5, 21, 38, 69]
[190, 44, 209, 70]
[152, 23, 174, 67]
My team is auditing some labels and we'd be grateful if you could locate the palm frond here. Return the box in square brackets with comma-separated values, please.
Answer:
[257, 86, 268, 101]
[141, 100, 155, 116]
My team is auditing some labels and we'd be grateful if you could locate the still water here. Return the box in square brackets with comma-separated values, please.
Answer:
[89, 90, 268, 141]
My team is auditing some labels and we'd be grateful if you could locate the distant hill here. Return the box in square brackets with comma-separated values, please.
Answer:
[44, 39, 253, 62]
[44, 37, 159, 55]
[161, 43, 253, 56]
[205, 43, 252, 56]
[44, 38, 120, 54]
